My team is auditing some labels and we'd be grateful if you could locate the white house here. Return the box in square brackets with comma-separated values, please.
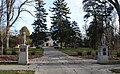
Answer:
[43, 32, 54, 47]
[44, 35, 54, 47]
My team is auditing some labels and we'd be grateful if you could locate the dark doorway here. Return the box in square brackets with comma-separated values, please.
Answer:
[46, 43, 49, 46]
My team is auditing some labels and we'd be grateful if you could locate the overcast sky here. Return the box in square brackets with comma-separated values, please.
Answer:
[11, 0, 86, 34]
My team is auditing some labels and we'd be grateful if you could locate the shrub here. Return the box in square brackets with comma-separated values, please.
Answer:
[87, 51, 91, 55]
[78, 51, 82, 56]
[3, 49, 7, 55]
[11, 50, 17, 55]
[7, 51, 11, 55]
[117, 52, 120, 57]
[82, 51, 87, 56]
[31, 52, 35, 55]
[96, 51, 98, 55]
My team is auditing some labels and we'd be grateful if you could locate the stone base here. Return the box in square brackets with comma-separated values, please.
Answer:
[18, 45, 28, 64]
[97, 45, 109, 63]
[98, 56, 109, 63]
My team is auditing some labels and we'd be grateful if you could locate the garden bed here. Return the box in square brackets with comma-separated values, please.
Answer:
[0, 48, 44, 61]
[0, 55, 18, 61]
[0, 70, 34, 74]
[0, 55, 42, 62]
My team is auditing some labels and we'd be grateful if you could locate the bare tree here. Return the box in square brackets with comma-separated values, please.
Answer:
[0, 0, 4, 55]
[108, 0, 120, 33]
[5, 0, 34, 49]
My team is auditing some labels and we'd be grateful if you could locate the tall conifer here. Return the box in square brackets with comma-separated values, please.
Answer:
[50, 0, 71, 47]
[31, 0, 48, 45]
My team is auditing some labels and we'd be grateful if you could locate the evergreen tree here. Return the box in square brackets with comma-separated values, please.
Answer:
[70, 21, 82, 47]
[30, 0, 48, 46]
[50, 0, 71, 47]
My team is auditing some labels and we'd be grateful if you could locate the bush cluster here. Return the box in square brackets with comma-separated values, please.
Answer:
[3, 49, 18, 55]
[77, 51, 93, 56]
[117, 52, 120, 57]
[77, 51, 82, 56]
[11, 50, 17, 55]
[87, 51, 91, 55]
[31, 52, 35, 55]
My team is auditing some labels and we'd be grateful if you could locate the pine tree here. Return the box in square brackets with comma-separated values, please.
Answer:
[30, 0, 48, 46]
[66, 21, 82, 47]
[50, 0, 71, 47]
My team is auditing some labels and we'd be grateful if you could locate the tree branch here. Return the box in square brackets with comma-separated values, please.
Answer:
[10, 0, 29, 27]
[10, 7, 14, 21]
[108, 0, 116, 6]
[108, 0, 120, 16]
[21, 9, 35, 17]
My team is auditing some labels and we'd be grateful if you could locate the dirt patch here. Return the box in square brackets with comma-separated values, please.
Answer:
[73, 55, 97, 60]
[0, 55, 18, 61]
[0, 55, 41, 61]
[73, 55, 120, 60]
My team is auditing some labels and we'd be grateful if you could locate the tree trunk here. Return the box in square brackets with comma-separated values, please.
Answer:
[6, 27, 10, 49]
[6, 0, 10, 49]
[0, 19, 4, 55]
[0, 0, 4, 54]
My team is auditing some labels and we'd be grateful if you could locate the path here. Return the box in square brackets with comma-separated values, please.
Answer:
[30, 47, 120, 74]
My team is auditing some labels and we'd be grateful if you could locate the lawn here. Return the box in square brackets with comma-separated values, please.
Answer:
[57, 47, 120, 60]
[58, 47, 95, 56]
[4, 47, 43, 53]
[2, 47, 44, 56]
[28, 47, 44, 59]
[0, 70, 35, 74]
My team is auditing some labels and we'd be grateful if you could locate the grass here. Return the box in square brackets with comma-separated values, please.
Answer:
[58, 47, 120, 56]
[0, 62, 31, 65]
[110, 69, 120, 73]
[4, 47, 43, 52]
[57, 47, 120, 60]
[57, 47, 94, 56]
[0, 70, 35, 74]
[110, 50, 120, 55]
[59, 47, 93, 51]
[29, 48, 43, 55]
[2, 47, 44, 56]
[0, 62, 18, 65]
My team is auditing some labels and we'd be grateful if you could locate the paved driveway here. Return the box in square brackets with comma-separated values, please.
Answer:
[29, 47, 120, 74]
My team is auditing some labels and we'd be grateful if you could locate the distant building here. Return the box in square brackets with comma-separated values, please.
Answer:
[44, 33, 54, 47]
[40, 32, 54, 47]
[36, 32, 61, 47]
[81, 34, 89, 40]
